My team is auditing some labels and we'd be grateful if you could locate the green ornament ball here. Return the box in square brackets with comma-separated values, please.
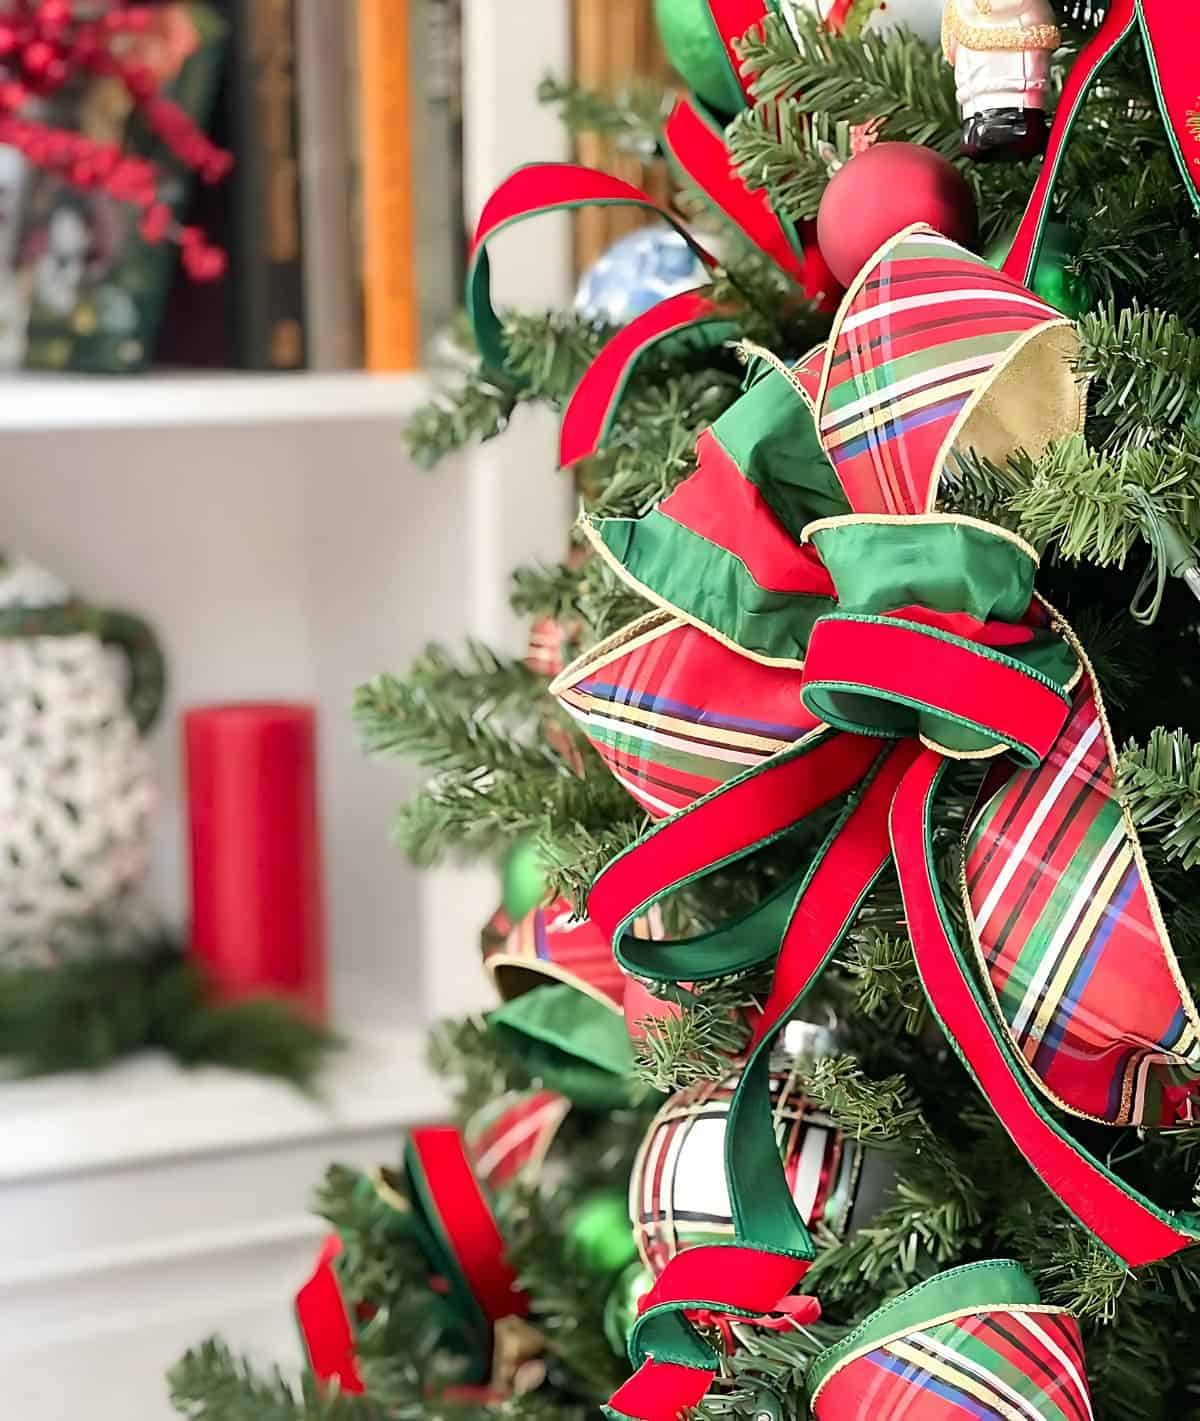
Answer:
[654, 0, 746, 117]
[986, 222, 1092, 319]
[602, 1260, 655, 1357]
[568, 1188, 639, 1280]
[500, 837, 548, 920]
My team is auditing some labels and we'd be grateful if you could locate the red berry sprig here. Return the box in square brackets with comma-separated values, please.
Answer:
[0, 0, 232, 279]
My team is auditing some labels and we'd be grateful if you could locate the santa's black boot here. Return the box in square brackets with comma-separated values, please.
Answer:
[962, 107, 1049, 161]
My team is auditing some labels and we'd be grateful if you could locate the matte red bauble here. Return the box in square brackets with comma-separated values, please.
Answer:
[816, 142, 978, 289]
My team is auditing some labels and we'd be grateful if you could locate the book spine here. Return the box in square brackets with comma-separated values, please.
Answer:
[295, 0, 360, 369]
[408, 0, 464, 357]
[357, 0, 419, 371]
[225, 0, 307, 369]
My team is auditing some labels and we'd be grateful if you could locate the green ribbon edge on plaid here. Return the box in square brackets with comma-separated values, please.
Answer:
[806, 1259, 1044, 1399]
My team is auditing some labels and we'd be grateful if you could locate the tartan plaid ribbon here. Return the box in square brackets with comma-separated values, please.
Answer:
[808, 1261, 1094, 1421]
[543, 226, 1200, 1419]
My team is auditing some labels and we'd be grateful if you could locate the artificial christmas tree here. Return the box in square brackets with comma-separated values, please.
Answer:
[172, 2, 1200, 1417]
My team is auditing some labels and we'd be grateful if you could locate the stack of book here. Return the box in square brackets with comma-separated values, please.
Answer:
[162, 0, 465, 373]
[4, 0, 465, 375]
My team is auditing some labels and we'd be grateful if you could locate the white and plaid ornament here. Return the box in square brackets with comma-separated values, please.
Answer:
[630, 1050, 892, 1275]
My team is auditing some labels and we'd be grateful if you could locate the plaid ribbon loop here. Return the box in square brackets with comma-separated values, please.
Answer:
[808, 1260, 1096, 1421]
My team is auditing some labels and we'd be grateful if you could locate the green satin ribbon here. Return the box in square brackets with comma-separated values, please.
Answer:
[488, 983, 638, 1110]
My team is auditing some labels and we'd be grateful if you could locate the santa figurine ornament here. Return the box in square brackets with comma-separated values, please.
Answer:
[942, 0, 1060, 160]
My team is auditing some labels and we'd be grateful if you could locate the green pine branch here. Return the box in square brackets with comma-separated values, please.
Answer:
[1077, 302, 1200, 448]
[406, 369, 518, 470]
[837, 929, 926, 1035]
[725, 98, 833, 223]
[1007, 434, 1200, 570]
[736, 14, 960, 153]
[510, 560, 586, 624]
[500, 1186, 631, 1399]
[1119, 729, 1200, 869]
[312, 1164, 430, 1306]
[536, 74, 667, 156]
[0, 939, 336, 1086]
[426, 1014, 533, 1119]
[631, 978, 760, 1093]
[406, 313, 613, 469]
[169, 1340, 368, 1421]
[354, 671, 555, 774]
[533, 816, 649, 914]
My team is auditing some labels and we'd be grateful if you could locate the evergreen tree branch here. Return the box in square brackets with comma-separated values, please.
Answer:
[406, 370, 518, 470]
[509, 560, 586, 624]
[536, 74, 667, 156]
[726, 98, 834, 223]
[169, 1340, 366, 1421]
[394, 759, 640, 868]
[0, 938, 336, 1086]
[837, 929, 926, 1035]
[426, 1014, 533, 1120]
[1077, 301, 1200, 448]
[632, 979, 759, 1093]
[736, 15, 960, 156]
[1007, 434, 1200, 570]
[1118, 729, 1200, 869]
[354, 672, 556, 774]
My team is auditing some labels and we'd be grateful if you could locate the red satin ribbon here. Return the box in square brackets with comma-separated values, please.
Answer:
[703, 0, 772, 107]
[1001, 0, 1200, 286]
[295, 1235, 366, 1395]
[408, 1126, 530, 1324]
[558, 289, 737, 469]
[663, 95, 839, 306]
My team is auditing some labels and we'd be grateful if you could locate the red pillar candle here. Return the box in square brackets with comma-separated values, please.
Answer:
[183, 703, 327, 1021]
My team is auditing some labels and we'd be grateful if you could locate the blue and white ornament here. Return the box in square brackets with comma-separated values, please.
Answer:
[574, 226, 708, 326]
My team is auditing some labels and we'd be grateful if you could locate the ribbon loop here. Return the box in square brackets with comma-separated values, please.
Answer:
[801, 614, 1072, 765]
[809, 1260, 1094, 1419]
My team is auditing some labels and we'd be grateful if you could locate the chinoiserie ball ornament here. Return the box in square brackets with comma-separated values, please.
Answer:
[567, 1187, 640, 1278]
[985, 221, 1092, 319]
[816, 141, 978, 288]
[629, 1054, 894, 1276]
[574, 226, 708, 326]
[0, 554, 163, 967]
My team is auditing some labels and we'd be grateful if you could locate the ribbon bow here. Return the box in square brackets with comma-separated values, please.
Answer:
[546, 226, 1200, 1419]
[461, 7, 1200, 1413]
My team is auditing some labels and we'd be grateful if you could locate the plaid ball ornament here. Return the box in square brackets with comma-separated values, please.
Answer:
[629, 1051, 893, 1276]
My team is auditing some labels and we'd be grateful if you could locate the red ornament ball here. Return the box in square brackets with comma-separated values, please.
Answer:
[816, 142, 978, 289]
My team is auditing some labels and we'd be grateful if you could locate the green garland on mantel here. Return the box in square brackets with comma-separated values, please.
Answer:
[0, 934, 339, 1086]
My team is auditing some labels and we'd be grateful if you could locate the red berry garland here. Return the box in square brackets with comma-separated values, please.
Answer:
[0, 0, 231, 279]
